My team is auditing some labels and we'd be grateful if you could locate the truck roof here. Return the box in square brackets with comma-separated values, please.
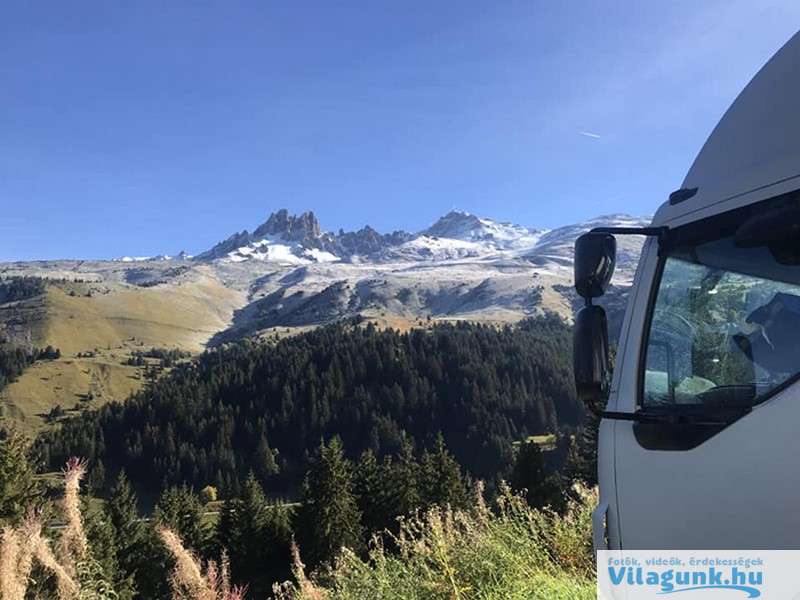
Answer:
[653, 30, 800, 228]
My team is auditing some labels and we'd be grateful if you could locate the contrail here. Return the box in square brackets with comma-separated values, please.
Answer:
[579, 131, 601, 139]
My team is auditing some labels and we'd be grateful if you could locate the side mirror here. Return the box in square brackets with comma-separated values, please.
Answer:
[574, 233, 616, 299]
[573, 304, 611, 413]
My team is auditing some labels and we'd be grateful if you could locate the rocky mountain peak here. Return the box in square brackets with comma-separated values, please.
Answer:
[423, 211, 484, 239]
[253, 209, 322, 241]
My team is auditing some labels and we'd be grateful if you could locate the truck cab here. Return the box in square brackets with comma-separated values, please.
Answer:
[574, 30, 800, 550]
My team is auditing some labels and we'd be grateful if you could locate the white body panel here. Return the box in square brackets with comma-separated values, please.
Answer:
[600, 30, 800, 549]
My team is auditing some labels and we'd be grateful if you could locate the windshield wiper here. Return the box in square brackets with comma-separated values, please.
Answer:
[602, 406, 751, 426]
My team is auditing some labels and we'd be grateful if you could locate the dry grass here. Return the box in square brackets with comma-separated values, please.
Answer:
[273, 482, 596, 600]
[0, 458, 116, 600]
[1, 454, 595, 600]
[42, 280, 243, 356]
[1, 460, 83, 599]
[0, 279, 245, 435]
[158, 527, 246, 600]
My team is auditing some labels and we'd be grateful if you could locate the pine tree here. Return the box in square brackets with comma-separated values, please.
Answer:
[354, 449, 391, 534]
[40, 316, 580, 497]
[153, 485, 208, 553]
[256, 435, 280, 479]
[568, 412, 599, 486]
[105, 470, 145, 582]
[217, 472, 285, 585]
[419, 435, 468, 510]
[136, 485, 209, 599]
[388, 435, 420, 518]
[217, 475, 292, 592]
[298, 437, 363, 567]
[510, 440, 564, 510]
[214, 492, 237, 555]
[0, 428, 41, 525]
[83, 497, 135, 600]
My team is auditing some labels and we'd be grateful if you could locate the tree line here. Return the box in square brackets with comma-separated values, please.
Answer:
[0, 275, 47, 303]
[36, 315, 582, 497]
[125, 347, 192, 368]
[0, 345, 61, 392]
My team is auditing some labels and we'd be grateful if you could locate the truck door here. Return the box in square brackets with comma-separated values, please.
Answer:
[613, 203, 800, 549]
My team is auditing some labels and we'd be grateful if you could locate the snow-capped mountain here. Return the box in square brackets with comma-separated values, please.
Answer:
[422, 211, 544, 250]
[194, 208, 646, 268]
[523, 214, 647, 273]
[1, 209, 651, 346]
[195, 209, 411, 264]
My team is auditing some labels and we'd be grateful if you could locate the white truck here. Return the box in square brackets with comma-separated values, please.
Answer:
[573, 30, 800, 550]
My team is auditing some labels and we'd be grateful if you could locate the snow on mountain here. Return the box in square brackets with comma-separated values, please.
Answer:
[117, 256, 152, 263]
[195, 210, 337, 263]
[198, 209, 555, 265]
[225, 236, 340, 265]
[191, 210, 652, 338]
[120, 208, 649, 279]
[116, 251, 191, 263]
[422, 211, 544, 250]
[525, 214, 650, 275]
[3, 209, 653, 345]
[382, 235, 488, 262]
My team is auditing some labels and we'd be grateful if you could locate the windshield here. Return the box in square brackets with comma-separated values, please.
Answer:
[642, 233, 800, 410]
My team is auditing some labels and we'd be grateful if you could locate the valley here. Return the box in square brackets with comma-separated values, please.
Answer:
[0, 209, 647, 434]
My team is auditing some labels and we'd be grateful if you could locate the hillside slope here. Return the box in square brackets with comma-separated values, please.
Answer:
[0, 275, 244, 434]
[38, 317, 580, 495]
[1, 209, 646, 433]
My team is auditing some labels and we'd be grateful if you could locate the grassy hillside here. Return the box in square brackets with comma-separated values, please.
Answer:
[0, 356, 143, 437]
[41, 278, 243, 355]
[0, 276, 244, 434]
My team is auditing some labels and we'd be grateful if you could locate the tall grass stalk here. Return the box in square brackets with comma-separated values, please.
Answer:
[0, 458, 115, 600]
[158, 527, 246, 600]
[274, 483, 596, 600]
[2, 460, 595, 600]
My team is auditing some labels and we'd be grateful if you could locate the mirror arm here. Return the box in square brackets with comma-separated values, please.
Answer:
[589, 225, 669, 245]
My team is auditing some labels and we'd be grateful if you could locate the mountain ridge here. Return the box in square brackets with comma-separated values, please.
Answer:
[188, 208, 646, 266]
[0, 209, 651, 343]
[0, 208, 649, 434]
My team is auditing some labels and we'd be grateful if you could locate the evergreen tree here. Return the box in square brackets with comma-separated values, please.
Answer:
[419, 435, 468, 510]
[388, 435, 420, 518]
[83, 497, 135, 600]
[256, 435, 280, 479]
[566, 412, 599, 486]
[105, 470, 146, 587]
[137, 485, 209, 599]
[215, 472, 292, 590]
[153, 485, 208, 552]
[214, 492, 237, 555]
[40, 316, 579, 495]
[298, 437, 363, 567]
[510, 440, 564, 510]
[0, 428, 41, 525]
[353, 449, 391, 535]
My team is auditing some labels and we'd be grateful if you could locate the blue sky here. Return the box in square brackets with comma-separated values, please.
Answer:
[1, 2, 799, 260]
